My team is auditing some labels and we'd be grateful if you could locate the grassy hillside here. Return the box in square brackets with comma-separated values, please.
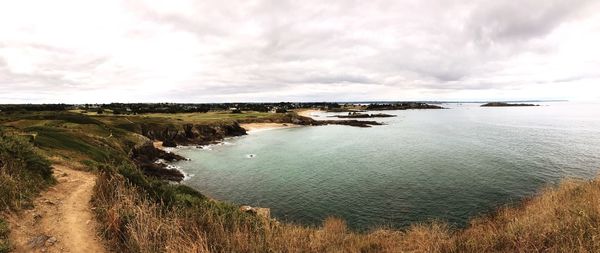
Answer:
[0, 129, 55, 252]
[1, 110, 599, 252]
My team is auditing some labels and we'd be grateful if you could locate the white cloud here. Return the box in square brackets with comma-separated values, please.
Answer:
[0, 0, 599, 103]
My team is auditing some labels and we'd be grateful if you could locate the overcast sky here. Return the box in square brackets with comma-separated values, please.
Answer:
[1, 0, 599, 103]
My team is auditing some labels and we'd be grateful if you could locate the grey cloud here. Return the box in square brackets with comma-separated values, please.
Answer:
[1, 0, 599, 102]
[468, 0, 594, 44]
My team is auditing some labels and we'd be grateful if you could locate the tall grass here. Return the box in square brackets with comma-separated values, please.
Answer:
[93, 163, 600, 253]
[0, 129, 55, 252]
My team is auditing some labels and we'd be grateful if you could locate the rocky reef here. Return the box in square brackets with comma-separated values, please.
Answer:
[237, 113, 384, 128]
[287, 114, 383, 128]
[318, 119, 383, 127]
[131, 140, 186, 182]
[335, 112, 396, 118]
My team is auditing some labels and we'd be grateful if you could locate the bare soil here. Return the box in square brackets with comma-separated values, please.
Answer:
[7, 165, 106, 253]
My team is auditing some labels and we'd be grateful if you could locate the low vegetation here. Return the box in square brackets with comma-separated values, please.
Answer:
[0, 129, 54, 210]
[1, 109, 599, 252]
[0, 218, 9, 253]
[0, 129, 55, 252]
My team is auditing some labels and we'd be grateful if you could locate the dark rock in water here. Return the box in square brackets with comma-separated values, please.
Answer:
[138, 161, 185, 182]
[133, 142, 185, 162]
[320, 119, 383, 128]
[335, 112, 396, 118]
[162, 139, 177, 147]
[132, 141, 185, 182]
[481, 102, 539, 107]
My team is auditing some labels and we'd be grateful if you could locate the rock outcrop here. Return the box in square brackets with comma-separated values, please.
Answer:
[240, 205, 271, 219]
[335, 112, 396, 118]
[131, 140, 186, 182]
[237, 113, 384, 128]
[139, 122, 247, 146]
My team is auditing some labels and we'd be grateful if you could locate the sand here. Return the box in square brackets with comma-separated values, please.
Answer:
[297, 109, 320, 119]
[240, 123, 301, 133]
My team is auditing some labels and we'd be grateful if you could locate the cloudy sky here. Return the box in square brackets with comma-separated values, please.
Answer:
[1, 0, 599, 103]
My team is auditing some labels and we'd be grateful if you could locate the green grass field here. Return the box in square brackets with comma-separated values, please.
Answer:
[0, 110, 288, 167]
[93, 111, 285, 125]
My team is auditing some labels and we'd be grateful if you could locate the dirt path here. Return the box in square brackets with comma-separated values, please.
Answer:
[7, 165, 106, 253]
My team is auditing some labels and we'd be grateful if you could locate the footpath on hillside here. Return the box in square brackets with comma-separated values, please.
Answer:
[7, 165, 106, 253]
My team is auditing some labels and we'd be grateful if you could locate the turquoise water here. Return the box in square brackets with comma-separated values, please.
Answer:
[174, 102, 600, 230]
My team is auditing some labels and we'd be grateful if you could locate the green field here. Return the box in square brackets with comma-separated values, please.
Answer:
[0, 110, 288, 167]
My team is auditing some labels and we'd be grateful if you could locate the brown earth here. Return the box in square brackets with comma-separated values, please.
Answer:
[7, 165, 106, 253]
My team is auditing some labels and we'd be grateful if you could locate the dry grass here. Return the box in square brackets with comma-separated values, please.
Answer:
[92, 165, 600, 253]
[451, 179, 600, 252]
[0, 130, 55, 252]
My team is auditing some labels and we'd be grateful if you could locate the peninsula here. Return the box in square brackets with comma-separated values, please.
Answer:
[481, 102, 539, 107]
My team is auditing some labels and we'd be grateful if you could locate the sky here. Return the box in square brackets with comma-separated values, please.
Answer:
[1, 0, 599, 103]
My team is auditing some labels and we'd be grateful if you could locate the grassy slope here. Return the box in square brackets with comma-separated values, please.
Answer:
[2, 111, 600, 252]
[0, 129, 55, 252]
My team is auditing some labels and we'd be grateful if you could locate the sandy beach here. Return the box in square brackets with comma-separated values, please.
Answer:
[297, 109, 320, 119]
[240, 123, 301, 133]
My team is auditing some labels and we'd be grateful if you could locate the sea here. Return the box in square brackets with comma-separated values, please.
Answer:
[173, 102, 600, 230]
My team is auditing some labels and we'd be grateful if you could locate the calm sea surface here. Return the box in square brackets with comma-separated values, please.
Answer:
[173, 102, 600, 230]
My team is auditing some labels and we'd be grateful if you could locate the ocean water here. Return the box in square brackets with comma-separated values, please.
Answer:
[173, 102, 600, 230]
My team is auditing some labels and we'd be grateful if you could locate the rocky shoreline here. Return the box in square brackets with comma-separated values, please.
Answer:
[129, 113, 384, 182]
[334, 112, 396, 118]
[131, 141, 188, 182]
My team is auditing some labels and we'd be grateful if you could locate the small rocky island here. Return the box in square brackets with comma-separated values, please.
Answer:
[335, 112, 396, 118]
[481, 102, 539, 107]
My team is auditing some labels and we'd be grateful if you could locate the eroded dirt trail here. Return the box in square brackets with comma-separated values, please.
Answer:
[8, 165, 106, 253]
